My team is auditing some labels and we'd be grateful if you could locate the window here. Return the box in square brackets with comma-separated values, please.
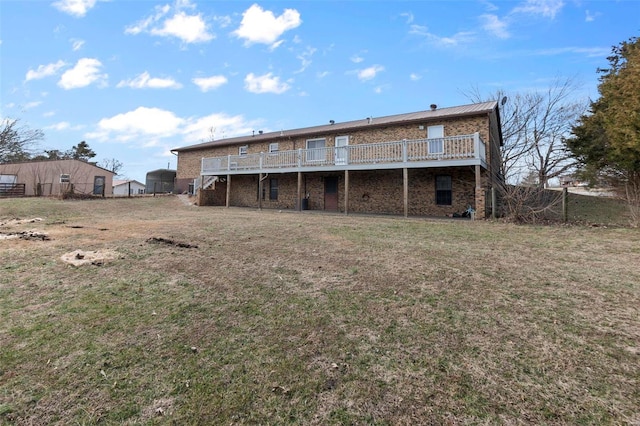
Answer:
[306, 138, 326, 162]
[239, 145, 248, 156]
[269, 178, 278, 200]
[427, 125, 444, 154]
[435, 175, 452, 205]
[60, 174, 70, 183]
[269, 143, 279, 153]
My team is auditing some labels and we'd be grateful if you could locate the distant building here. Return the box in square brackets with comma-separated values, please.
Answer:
[145, 169, 176, 194]
[113, 179, 146, 196]
[0, 159, 115, 197]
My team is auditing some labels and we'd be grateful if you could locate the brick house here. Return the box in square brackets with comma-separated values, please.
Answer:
[0, 159, 115, 197]
[172, 101, 503, 218]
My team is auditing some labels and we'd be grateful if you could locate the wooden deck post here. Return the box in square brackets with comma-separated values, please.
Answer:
[297, 172, 302, 211]
[258, 173, 263, 210]
[474, 165, 483, 219]
[225, 174, 231, 208]
[344, 170, 349, 215]
[403, 168, 408, 218]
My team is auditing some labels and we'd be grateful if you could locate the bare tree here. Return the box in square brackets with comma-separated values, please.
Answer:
[463, 78, 585, 186]
[99, 158, 124, 176]
[0, 118, 44, 162]
[523, 79, 584, 188]
[464, 78, 585, 221]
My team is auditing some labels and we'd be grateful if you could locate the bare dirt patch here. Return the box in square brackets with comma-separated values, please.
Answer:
[60, 249, 120, 266]
[146, 237, 198, 249]
[0, 217, 43, 227]
[0, 230, 50, 241]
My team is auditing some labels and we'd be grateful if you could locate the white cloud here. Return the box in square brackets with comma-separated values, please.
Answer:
[45, 121, 84, 131]
[58, 58, 107, 89]
[233, 4, 301, 48]
[24, 101, 43, 110]
[182, 112, 260, 142]
[214, 15, 232, 29]
[151, 11, 213, 43]
[90, 107, 185, 142]
[410, 73, 421, 81]
[46, 122, 70, 131]
[86, 106, 259, 145]
[51, 0, 99, 17]
[480, 14, 510, 39]
[409, 24, 475, 47]
[25, 60, 66, 81]
[585, 10, 600, 22]
[192, 75, 228, 92]
[316, 71, 330, 79]
[480, 0, 499, 12]
[117, 72, 183, 89]
[126, 1, 213, 44]
[400, 12, 414, 24]
[512, 0, 564, 19]
[356, 65, 384, 82]
[295, 46, 316, 73]
[533, 46, 610, 58]
[43, 111, 56, 117]
[70, 38, 85, 51]
[244, 73, 290, 94]
[350, 54, 364, 64]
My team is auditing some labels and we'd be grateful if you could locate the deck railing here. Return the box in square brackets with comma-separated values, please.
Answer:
[201, 133, 485, 175]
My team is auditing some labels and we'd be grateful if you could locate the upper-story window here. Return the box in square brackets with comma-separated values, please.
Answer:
[269, 143, 279, 153]
[306, 138, 326, 162]
[239, 145, 248, 156]
[427, 125, 444, 154]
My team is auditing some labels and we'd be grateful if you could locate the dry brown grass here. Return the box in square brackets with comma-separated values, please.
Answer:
[1, 195, 639, 424]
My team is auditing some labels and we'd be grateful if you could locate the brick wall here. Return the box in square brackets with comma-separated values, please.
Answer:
[199, 168, 478, 217]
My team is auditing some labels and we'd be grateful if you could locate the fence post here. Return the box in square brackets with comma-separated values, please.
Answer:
[562, 187, 568, 222]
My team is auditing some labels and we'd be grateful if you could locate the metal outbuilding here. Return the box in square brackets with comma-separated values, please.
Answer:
[145, 169, 176, 194]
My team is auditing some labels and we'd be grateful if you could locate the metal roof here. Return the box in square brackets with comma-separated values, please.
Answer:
[172, 101, 499, 152]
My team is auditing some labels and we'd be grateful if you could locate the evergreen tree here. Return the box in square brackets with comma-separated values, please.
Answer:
[567, 36, 640, 181]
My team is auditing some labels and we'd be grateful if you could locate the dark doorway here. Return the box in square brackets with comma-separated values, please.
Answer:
[93, 176, 105, 196]
[324, 176, 338, 211]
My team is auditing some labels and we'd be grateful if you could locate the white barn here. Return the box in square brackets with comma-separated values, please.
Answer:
[113, 179, 146, 196]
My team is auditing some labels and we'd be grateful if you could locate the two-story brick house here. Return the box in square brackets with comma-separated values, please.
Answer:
[172, 101, 503, 218]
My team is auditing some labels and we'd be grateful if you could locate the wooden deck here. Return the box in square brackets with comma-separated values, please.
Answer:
[201, 133, 487, 176]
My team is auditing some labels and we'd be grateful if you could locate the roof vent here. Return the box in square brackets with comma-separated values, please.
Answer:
[367, 117, 372, 124]
[258, 130, 263, 135]
[329, 120, 335, 125]
[430, 104, 437, 111]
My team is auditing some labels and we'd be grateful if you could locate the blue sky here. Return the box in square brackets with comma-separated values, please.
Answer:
[1, 0, 638, 182]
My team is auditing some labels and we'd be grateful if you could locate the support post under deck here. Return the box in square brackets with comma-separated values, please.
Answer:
[403, 168, 408, 218]
[226, 174, 231, 208]
[344, 170, 349, 215]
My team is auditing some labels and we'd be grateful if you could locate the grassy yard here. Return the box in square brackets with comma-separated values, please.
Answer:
[1, 196, 639, 425]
